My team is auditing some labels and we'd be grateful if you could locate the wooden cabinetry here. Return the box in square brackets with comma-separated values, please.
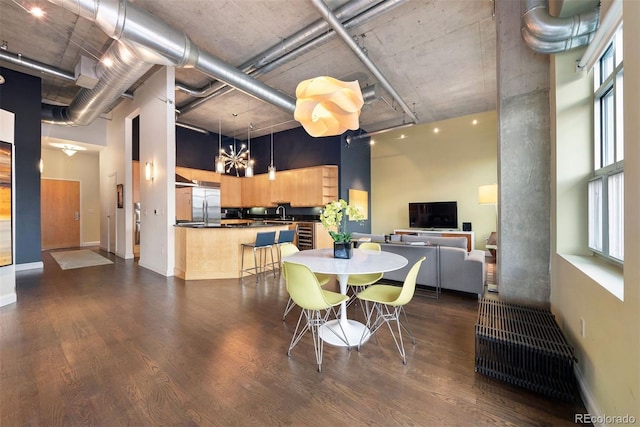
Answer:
[290, 165, 338, 207]
[220, 175, 241, 207]
[175, 165, 338, 208]
[271, 170, 293, 204]
[175, 166, 221, 183]
[175, 187, 193, 221]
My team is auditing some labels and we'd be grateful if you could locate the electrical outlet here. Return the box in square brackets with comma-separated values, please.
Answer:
[580, 317, 586, 338]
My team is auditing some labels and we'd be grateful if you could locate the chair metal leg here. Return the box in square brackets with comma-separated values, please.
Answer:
[282, 297, 296, 320]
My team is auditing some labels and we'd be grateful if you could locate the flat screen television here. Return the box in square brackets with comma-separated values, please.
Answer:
[409, 201, 458, 229]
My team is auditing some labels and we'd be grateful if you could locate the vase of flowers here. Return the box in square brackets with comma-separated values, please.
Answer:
[320, 199, 365, 259]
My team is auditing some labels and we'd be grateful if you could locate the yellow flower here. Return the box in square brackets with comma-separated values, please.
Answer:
[320, 199, 365, 242]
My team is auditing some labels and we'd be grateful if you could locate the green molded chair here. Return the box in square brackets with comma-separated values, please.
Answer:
[346, 242, 384, 310]
[356, 256, 426, 364]
[280, 243, 331, 320]
[283, 261, 348, 372]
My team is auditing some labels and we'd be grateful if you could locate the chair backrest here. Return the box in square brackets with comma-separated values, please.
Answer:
[393, 257, 426, 306]
[277, 229, 296, 244]
[254, 231, 276, 247]
[280, 244, 300, 280]
[283, 261, 331, 310]
[359, 242, 381, 251]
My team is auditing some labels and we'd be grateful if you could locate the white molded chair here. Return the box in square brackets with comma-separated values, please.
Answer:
[280, 243, 330, 320]
[356, 256, 425, 364]
[283, 261, 348, 372]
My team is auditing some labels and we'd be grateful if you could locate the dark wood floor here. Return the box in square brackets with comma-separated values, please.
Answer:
[0, 249, 588, 426]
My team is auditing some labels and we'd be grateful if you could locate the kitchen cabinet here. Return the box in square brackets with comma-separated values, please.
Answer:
[290, 165, 338, 207]
[175, 166, 221, 183]
[220, 175, 241, 207]
[175, 165, 338, 208]
[242, 174, 273, 207]
[175, 187, 193, 221]
[270, 170, 293, 204]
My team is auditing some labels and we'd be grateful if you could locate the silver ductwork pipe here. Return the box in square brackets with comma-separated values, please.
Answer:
[521, 0, 599, 54]
[0, 50, 75, 81]
[47, 0, 296, 125]
[310, 0, 418, 125]
[67, 41, 153, 125]
[177, 0, 404, 116]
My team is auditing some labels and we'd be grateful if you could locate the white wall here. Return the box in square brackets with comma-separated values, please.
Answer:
[371, 110, 497, 250]
[41, 148, 101, 245]
[102, 66, 176, 275]
[0, 109, 16, 307]
[550, 0, 639, 420]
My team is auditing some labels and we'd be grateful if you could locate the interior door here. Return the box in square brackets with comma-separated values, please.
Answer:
[41, 178, 80, 250]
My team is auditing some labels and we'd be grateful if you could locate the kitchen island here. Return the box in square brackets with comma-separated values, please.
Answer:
[174, 222, 293, 280]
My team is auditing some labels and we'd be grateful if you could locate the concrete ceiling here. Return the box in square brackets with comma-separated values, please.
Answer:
[0, 0, 498, 139]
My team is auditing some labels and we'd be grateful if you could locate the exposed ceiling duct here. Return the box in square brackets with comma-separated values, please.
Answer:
[310, 0, 419, 125]
[521, 0, 600, 54]
[176, 0, 405, 116]
[46, 0, 297, 125]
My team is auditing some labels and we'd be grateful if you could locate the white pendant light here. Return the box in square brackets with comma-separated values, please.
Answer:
[245, 124, 254, 177]
[215, 119, 224, 173]
[268, 124, 276, 181]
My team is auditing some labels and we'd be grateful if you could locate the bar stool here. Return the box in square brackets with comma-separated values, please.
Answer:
[240, 231, 277, 279]
[275, 229, 296, 268]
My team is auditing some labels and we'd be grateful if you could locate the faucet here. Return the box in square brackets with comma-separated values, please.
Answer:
[276, 205, 286, 220]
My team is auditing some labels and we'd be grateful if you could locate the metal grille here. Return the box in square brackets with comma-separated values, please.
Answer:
[475, 298, 577, 401]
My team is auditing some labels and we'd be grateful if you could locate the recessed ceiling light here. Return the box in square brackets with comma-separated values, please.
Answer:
[472, 119, 478, 125]
[30, 7, 45, 18]
[433, 128, 439, 134]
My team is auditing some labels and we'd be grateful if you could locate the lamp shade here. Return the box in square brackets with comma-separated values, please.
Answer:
[478, 184, 498, 205]
[294, 76, 364, 137]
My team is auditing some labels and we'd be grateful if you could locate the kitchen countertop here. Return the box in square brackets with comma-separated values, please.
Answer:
[175, 220, 295, 228]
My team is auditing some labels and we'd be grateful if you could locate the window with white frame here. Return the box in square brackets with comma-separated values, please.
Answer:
[589, 25, 624, 262]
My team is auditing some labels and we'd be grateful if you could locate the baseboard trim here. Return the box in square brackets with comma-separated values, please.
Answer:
[574, 365, 605, 426]
[0, 293, 17, 307]
[82, 241, 100, 247]
[15, 261, 44, 271]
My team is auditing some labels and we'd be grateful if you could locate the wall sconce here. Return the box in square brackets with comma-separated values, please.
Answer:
[39, 158, 44, 174]
[145, 161, 154, 181]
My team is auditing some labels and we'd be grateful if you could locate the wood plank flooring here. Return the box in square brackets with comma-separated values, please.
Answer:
[0, 250, 588, 426]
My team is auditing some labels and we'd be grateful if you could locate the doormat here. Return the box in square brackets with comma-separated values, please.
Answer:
[50, 249, 113, 270]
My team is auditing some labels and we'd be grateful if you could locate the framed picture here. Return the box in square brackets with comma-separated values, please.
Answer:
[117, 184, 124, 209]
[0, 140, 13, 267]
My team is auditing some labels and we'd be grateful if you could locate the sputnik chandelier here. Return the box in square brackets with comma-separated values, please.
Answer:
[215, 114, 249, 177]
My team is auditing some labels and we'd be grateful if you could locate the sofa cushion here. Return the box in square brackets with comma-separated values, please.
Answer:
[400, 234, 468, 250]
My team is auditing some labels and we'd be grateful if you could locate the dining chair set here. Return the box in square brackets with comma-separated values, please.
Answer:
[280, 241, 425, 372]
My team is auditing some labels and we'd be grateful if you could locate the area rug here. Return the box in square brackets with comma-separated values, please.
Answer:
[50, 249, 113, 270]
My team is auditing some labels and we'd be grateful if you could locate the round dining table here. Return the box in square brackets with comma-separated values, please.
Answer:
[284, 247, 408, 347]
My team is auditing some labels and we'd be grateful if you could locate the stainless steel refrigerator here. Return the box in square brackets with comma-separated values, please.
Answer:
[191, 183, 221, 225]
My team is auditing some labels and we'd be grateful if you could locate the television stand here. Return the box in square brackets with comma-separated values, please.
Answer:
[394, 229, 474, 251]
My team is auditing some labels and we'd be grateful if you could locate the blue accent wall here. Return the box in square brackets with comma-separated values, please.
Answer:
[340, 131, 371, 234]
[0, 68, 42, 264]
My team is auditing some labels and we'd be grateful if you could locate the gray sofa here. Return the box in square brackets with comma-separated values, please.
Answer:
[351, 232, 485, 297]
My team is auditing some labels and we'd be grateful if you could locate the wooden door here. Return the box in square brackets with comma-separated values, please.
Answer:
[41, 179, 80, 250]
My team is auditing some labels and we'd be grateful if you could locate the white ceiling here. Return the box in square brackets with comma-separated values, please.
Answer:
[0, 0, 498, 139]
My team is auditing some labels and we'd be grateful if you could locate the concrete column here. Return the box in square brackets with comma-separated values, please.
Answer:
[495, 0, 550, 305]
